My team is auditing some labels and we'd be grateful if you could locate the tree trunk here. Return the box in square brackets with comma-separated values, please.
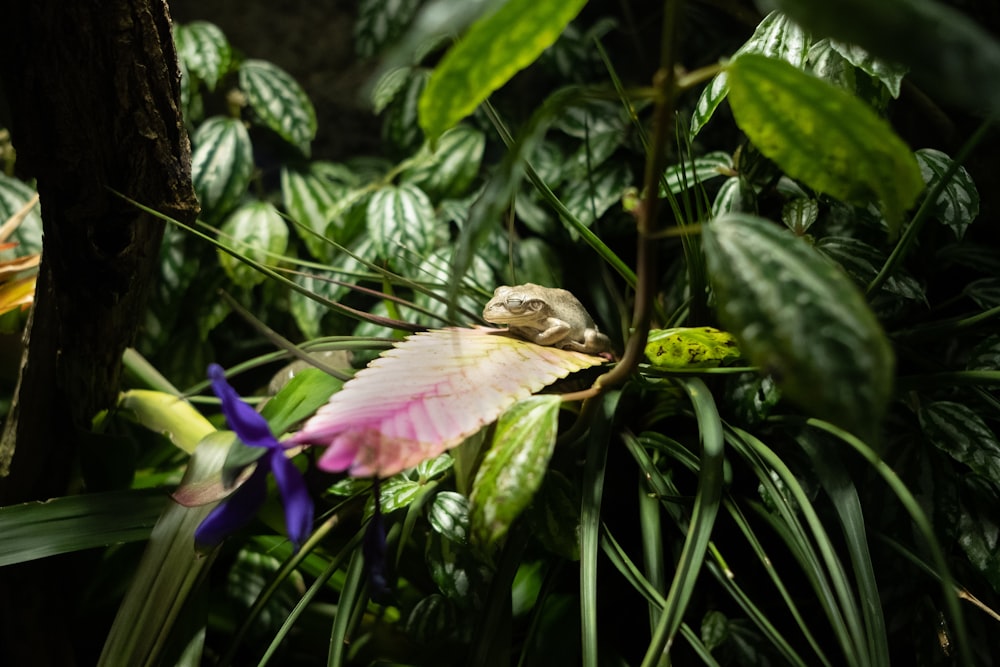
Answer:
[0, 0, 198, 662]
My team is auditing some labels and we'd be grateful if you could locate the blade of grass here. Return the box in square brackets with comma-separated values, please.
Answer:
[641, 378, 724, 666]
[580, 389, 623, 667]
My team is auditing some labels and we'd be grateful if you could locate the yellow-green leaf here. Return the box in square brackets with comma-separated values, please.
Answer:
[726, 54, 923, 235]
[644, 327, 742, 369]
[418, 0, 587, 142]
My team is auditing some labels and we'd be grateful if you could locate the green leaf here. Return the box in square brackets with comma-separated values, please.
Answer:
[644, 327, 742, 369]
[281, 163, 354, 259]
[781, 197, 819, 235]
[528, 470, 580, 560]
[660, 151, 732, 196]
[914, 148, 979, 239]
[427, 491, 471, 544]
[366, 183, 443, 262]
[919, 402, 1000, 482]
[289, 272, 343, 339]
[0, 490, 164, 566]
[239, 59, 317, 156]
[711, 176, 756, 216]
[383, 67, 431, 153]
[727, 54, 924, 234]
[0, 173, 42, 257]
[703, 213, 894, 443]
[217, 201, 289, 288]
[377, 476, 424, 514]
[967, 335, 1000, 372]
[418, 0, 588, 141]
[816, 236, 924, 302]
[772, 0, 1000, 116]
[964, 277, 1000, 311]
[401, 124, 486, 201]
[118, 389, 216, 454]
[829, 40, 907, 98]
[690, 11, 810, 138]
[191, 116, 254, 222]
[560, 160, 632, 228]
[354, 0, 422, 59]
[260, 367, 343, 435]
[174, 21, 231, 91]
[470, 394, 561, 545]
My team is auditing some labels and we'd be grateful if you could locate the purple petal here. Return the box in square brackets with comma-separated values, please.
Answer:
[194, 466, 268, 548]
[268, 448, 314, 549]
[208, 364, 280, 450]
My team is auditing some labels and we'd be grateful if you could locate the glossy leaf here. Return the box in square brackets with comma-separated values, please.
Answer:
[118, 389, 216, 454]
[829, 40, 907, 98]
[401, 124, 486, 201]
[711, 176, 756, 216]
[915, 148, 979, 239]
[919, 402, 1000, 481]
[366, 183, 443, 261]
[772, 0, 1000, 117]
[470, 394, 561, 545]
[217, 201, 289, 288]
[781, 197, 819, 235]
[644, 327, 742, 369]
[428, 491, 471, 544]
[727, 54, 924, 233]
[561, 160, 632, 228]
[418, 0, 588, 141]
[816, 236, 924, 302]
[660, 151, 732, 196]
[239, 59, 317, 156]
[289, 327, 605, 478]
[0, 174, 42, 257]
[964, 278, 1000, 311]
[260, 367, 343, 436]
[281, 163, 352, 259]
[703, 213, 894, 443]
[191, 116, 254, 222]
[174, 21, 232, 91]
[354, 0, 422, 59]
[690, 11, 809, 138]
[0, 490, 164, 566]
[967, 335, 1000, 372]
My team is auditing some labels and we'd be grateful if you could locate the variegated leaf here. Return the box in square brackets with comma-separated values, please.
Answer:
[289, 327, 606, 477]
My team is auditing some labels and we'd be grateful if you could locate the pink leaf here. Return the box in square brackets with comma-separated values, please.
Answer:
[288, 327, 606, 477]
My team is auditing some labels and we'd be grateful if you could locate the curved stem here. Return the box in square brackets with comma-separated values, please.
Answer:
[596, 0, 684, 390]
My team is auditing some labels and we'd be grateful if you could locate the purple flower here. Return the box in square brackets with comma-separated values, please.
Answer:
[195, 364, 314, 550]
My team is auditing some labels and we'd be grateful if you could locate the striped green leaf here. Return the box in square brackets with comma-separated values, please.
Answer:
[781, 197, 819, 235]
[703, 213, 894, 443]
[0, 173, 42, 256]
[366, 183, 443, 262]
[239, 59, 317, 156]
[354, 0, 421, 59]
[470, 394, 561, 545]
[428, 491, 471, 544]
[216, 201, 289, 288]
[830, 40, 907, 98]
[918, 402, 1000, 480]
[690, 11, 809, 138]
[726, 54, 924, 234]
[772, 0, 1000, 117]
[419, 0, 588, 141]
[915, 148, 979, 239]
[383, 68, 430, 153]
[401, 124, 486, 201]
[281, 162, 357, 259]
[191, 116, 254, 222]
[711, 176, 756, 216]
[660, 151, 732, 195]
[174, 21, 232, 91]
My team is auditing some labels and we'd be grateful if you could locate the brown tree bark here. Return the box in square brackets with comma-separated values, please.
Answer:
[0, 1, 198, 663]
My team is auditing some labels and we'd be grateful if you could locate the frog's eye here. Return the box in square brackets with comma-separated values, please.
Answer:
[506, 297, 524, 308]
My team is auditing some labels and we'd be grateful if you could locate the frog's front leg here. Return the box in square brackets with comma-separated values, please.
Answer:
[531, 318, 572, 346]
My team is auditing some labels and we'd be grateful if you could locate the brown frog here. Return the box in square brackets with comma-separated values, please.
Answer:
[483, 283, 612, 356]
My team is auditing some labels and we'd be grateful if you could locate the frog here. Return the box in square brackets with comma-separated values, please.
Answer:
[482, 283, 612, 356]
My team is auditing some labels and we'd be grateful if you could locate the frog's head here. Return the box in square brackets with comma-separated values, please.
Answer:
[482, 284, 550, 325]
